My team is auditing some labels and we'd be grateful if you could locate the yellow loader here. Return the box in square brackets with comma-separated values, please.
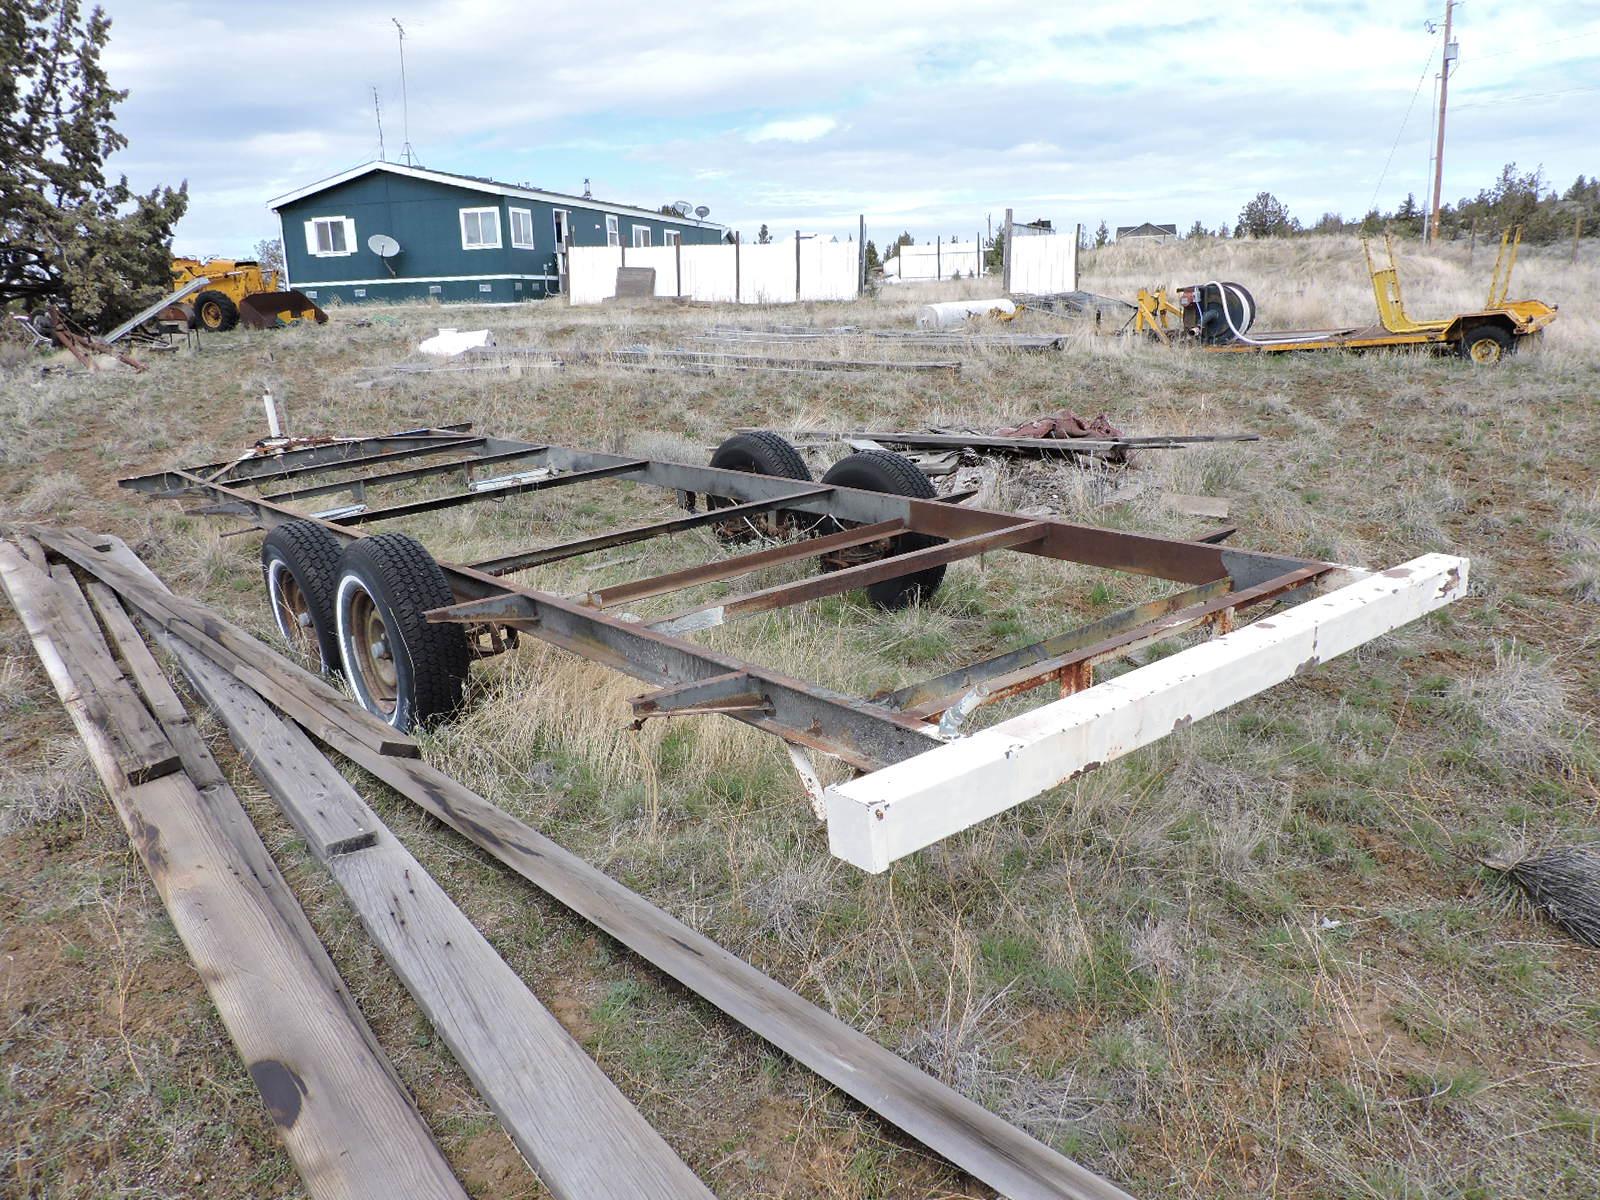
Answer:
[170, 258, 327, 332]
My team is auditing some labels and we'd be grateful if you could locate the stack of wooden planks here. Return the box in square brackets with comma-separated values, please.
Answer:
[0, 524, 1137, 1200]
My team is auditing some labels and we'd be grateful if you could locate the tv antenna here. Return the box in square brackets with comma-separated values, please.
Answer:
[371, 86, 385, 161]
[392, 18, 415, 166]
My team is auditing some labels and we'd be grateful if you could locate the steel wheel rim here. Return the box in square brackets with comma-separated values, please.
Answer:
[201, 302, 221, 327]
[347, 588, 399, 714]
[268, 561, 321, 666]
[1469, 337, 1501, 364]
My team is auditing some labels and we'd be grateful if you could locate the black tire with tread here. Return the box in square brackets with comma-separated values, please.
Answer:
[260, 521, 345, 673]
[819, 449, 946, 609]
[1458, 323, 1513, 365]
[193, 290, 239, 332]
[705, 431, 814, 539]
[335, 533, 470, 730]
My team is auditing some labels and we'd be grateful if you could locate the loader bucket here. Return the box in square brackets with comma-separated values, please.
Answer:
[238, 290, 329, 330]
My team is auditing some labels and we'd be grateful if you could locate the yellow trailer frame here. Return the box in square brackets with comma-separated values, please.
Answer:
[1136, 229, 1557, 364]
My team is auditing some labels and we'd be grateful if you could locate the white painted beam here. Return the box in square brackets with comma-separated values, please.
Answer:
[826, 554, 1468, 873]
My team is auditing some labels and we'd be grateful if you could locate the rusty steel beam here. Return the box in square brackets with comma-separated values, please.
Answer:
[262, 444, 551, 503]
[649, 522, 1047, 636]
[881, 578, 1235, 714]
[469, 488, 834, 575]
[906, 566, 1329, 727]
[329, 460, 649, 526]
[590, 519, 906, 610]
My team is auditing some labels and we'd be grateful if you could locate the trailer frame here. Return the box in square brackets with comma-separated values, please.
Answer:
[124, 424, 1468, 871]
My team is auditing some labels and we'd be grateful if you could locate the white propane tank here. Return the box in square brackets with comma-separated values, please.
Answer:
[914, 299, 1017, 329]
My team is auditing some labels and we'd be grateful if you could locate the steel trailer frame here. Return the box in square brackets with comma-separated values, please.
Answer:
[124, 425, 1468, 872]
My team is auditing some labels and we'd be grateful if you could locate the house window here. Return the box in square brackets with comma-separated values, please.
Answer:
[632, 225, 651, 248]
[352, 288, 366, 298]
[305, 216, 354, 256]
[428, 285, 442, 295]
[304, 289, 318, 298]
[460, 207, 502, 250]
[509, 207, 536, 249]
[479, 283, 493, 293]
[552, 209, 569, 246]
[663, 230, 681, 246]
[605, 215, 619, 247]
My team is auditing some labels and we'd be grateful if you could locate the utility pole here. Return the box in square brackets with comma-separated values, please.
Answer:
[1428, 1, 1456, 244]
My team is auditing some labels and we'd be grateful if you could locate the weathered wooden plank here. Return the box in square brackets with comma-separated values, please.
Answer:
[160, 632, 715, 1200]
[52, 532, 1135, 1200]
[34, 526, 417, 759]
[40, 561, 180, 783]
[0, 540, 469, 1200]
[83, 579, 229, 792]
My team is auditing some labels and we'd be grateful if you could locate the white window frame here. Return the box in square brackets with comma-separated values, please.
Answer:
[508, 207, 536, 249]
[460, 207, 502, 250]
[632, 225, 651, 248]
[552, 208, 569, 247]
[605, 215, 619, 247]
[663, 229, 681, 246]
[306, 216, 355, 257]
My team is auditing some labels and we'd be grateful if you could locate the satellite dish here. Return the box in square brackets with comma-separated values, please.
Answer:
[694, 205, 710, 219]
[672, 200, 691, 216]
[368, 234, 401, 258]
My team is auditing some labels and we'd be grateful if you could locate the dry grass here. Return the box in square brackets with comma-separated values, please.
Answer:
[3, 233, 1599, 1199]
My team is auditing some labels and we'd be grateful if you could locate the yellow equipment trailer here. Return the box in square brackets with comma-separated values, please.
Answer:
[1136, 229, 1556, 365]
[170, 258, 328, 332]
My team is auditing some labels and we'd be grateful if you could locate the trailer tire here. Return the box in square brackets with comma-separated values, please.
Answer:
[334, 534, 470, 731]
[261, 521, 346, 673]
[193, 290, 239, 332]
[1459, 324, 1513, 365]
[706, 431, 815, 540]
[819, 449, 946, 609]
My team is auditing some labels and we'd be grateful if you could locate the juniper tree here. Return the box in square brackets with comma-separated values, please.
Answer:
[1, 1, 188, 327]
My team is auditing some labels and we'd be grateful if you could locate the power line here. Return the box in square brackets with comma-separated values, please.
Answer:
[1468, 28, 1600, 61]
[1452, 83, 1600, 109]
[1369, 44, 1437, 213]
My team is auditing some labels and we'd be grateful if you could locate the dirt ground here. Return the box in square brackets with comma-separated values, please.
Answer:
[2, 234, 1598, 1198]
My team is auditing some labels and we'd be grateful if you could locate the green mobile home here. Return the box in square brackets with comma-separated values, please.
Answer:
[267, 162, 723, 305]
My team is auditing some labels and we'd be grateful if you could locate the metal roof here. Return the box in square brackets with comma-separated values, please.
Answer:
[266, 161, 723, 229]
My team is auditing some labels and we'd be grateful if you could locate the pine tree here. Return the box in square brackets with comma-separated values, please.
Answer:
[1, 1, 189, 327]
[757, 224, 771, 244]
[1237, 192, 1296, 237]
[1186, 220, 1207, 239]
[1093, 220, 1109, 248]
[985, 231, 1004, 274]
[863, 239, 880, 272]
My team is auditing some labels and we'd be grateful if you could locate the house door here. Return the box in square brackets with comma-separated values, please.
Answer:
[552, 209, 570, 293]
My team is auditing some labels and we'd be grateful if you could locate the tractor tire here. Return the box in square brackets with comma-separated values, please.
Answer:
[705, 431, 815, 541]
[333, 534, 471, 731]
[261, 521, 346, 673]
[193, 290, 240, 332]
[1458, 324, 1513, 366]
[819, 449, 946, 609]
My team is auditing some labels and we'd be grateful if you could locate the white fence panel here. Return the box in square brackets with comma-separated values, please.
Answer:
[568, 246, 622, 306]
[883, 242, 982, 282]
[568, 241, 860, 305]
[1008, 233, 1077, 295]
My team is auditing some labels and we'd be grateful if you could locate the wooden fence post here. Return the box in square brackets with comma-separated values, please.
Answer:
[858, 214, 865, 292]
[735, 231, 742, 304]
[795, 230, 802, 301]
[675, 238, 682, 299]
[1002, 209, 1013, 293]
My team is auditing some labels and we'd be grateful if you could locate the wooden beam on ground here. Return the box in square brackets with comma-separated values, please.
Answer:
[0, 541, 468, 1200]
[158, 633, 714, 1200]
[826, 554, 1470, 872]
[51, 529, 1134, 1200]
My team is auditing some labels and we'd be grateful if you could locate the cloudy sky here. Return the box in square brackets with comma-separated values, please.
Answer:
[97, 1, 1600, 256]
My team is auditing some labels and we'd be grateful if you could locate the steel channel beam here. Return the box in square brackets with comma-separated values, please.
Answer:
[881, 578, 1235, 714]
[903, 566, 1328, 721]
[469, 488, 834, 575]
[429, 583, 941, 771]
[262, 444, 551, 503]
[649, 522, 1047, 636]
[328, 459, 649, 526]
[591, 519, 907, 610]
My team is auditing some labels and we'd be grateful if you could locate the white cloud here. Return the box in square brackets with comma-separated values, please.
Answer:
[746, 115, 838, 144]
